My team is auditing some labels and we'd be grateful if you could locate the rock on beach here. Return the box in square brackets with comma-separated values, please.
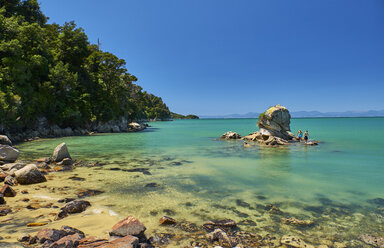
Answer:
[14, 164, 46, 185]
[52, 142, 71, 162]
[109, 216, 146, 237]
[0, 145, 20, 162]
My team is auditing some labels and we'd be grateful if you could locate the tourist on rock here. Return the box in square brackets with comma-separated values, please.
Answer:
[304, 130, 310, 144]
[297, 129, 303, 141]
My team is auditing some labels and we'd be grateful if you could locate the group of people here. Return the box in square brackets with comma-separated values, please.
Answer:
[296, 129, 310, 143]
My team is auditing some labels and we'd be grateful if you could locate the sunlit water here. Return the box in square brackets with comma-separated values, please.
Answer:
[8, 118, 384, 246]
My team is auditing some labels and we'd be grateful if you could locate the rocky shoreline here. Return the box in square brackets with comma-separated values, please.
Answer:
[1, 119, 148, 144]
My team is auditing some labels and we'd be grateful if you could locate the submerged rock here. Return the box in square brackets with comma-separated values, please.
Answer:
[159, 216, 177, 225]
[109, 216, 146, 237]
[60, 200, 91, 215]
[76, 189, 104, 198]
[281, 235, 314, 248]
[52, 142, 71, 162]
[206, 228, 234, 247]
[202, 219, 237, 232]
[281, 217, 314, 227]
[0, 194, 5, 204]
[360, 234, 384, 248]
[220, 131, 241, 140]
[14, 164, 46, 185]
[0, 145, 20, 162]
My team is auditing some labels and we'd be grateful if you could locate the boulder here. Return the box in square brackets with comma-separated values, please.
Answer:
[14, 164, 46, 185]
[257, 105, 294, 140]
[0, 135, 12, 146]
[35, 228, 66, 243]
[0, 185, 17, 197]
[49, 233, 82, 248]
[0, 145, 20, 162]
[52, 143, 71, 162]
[59, 200, 91, 218]
[109, 216, 146, 237]
[220, 131, 241, 140]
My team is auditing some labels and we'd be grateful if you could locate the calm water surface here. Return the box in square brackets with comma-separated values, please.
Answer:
[16, 118, 384, 245]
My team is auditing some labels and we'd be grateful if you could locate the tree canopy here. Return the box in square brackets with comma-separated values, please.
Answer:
[0, 0, 171, 132]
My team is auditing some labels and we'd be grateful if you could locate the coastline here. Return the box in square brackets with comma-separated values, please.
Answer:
[1, 118, 384, 247]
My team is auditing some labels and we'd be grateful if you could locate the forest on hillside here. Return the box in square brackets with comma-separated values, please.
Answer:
[0, 0, 172, 132]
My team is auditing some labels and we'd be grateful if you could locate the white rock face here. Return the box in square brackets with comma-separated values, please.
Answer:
[257, 105, 294, 140]
[14, 164, 47, 185]
[52, 142, 71, 162]
[128, 122, 145, 132]
[0, 145, 20, 162]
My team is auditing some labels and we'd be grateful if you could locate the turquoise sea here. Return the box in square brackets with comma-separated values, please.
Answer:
[17, 117, 384, 246]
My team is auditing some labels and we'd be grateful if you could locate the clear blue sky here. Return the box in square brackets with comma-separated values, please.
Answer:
[39, 0, 384, 115]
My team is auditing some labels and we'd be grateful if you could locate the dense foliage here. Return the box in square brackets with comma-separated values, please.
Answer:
[171, 113, 199, 119]
[0, 0, 171, 132]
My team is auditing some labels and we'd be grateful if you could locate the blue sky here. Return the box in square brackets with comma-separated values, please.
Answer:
[39, 0, 384, 115]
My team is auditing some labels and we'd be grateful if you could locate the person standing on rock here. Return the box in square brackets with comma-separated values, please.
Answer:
[304, 130, 309, 144]
[297, 129, 303, 142]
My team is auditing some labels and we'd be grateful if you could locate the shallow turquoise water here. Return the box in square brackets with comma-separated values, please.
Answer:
[16, 118, 384, 243]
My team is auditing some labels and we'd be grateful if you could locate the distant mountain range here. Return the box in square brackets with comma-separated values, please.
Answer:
[200, 110, 384, 119]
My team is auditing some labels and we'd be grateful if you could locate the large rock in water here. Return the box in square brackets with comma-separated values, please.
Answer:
[257, 105, 294, 140]
[0, 145, 20, 162]
[52, 142, 71, 162]
[14, 164, 46, 185]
